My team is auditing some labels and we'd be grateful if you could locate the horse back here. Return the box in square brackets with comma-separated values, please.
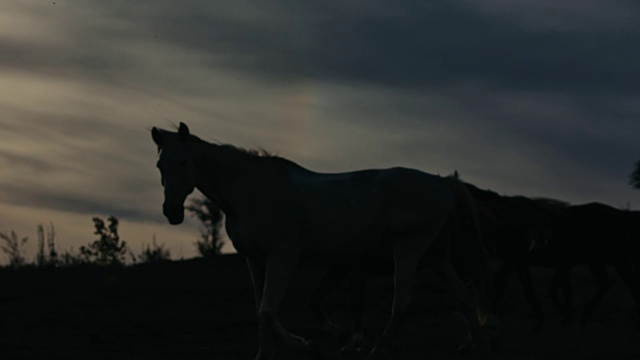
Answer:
[290, 167, 455, 256]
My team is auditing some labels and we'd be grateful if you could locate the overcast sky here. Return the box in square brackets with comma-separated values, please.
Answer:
[1, 0, 639, 263]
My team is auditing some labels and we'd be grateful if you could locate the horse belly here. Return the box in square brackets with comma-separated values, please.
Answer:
[303, 216, 387, 257]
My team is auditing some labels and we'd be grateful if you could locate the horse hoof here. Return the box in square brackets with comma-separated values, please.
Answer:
[534, 315, 546, 333]
[305, 339, 324, 360]
[457, 333, 475, 355]
[320, 322, 342, 339]
[254, 349, 274, 360]
[579, 318, 589, 329]
[340, 341, 365, 357]
[489, 337, 500, 354]
[365, 343, 402, 360]
[457, 342, 475, 355]
[336, 330, 353, 346]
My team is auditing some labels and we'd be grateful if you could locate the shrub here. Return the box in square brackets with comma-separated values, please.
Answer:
[138, 234, 171, 263]
[36, 223, 58, 267]
[79, 216, 127, 266]
[0, 230, 29, 269]
[186, 197, 224, 257]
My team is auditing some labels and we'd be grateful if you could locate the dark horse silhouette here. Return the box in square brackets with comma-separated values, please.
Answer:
[451, 187, 640, 329]
[151, 123, 494, 360]
[451, 186, 640, 329]
[310, 177, 500, 356]
[313, 183, 640, 352]
[311, 182, 559, 352]
[538, 202, 640, 327]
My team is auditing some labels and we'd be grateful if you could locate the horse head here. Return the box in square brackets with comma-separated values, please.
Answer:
[151, 122, 197, 225]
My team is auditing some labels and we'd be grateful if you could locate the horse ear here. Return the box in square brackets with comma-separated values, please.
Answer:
[151, 127, 162, 146]
[178, 122, 190, 142]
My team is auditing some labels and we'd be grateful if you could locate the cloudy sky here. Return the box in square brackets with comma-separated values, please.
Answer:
[1, 0, 639, 263]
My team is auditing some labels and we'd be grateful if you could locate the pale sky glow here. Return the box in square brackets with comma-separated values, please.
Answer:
[1, 0, 639, 263]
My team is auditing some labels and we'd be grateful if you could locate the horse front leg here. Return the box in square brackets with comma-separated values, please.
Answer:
[491, 262, 514, 314]
[613, 261, 640, 330]
[367, 243, 422, 360]
[256, 252, 321, 360]
[340, 264, 366, 356]
[557, 267, 574, 325]
[515, 265, 545, 331]
[246, 257, 272, 359]
[580, 265, 610, 328]
[436, 261, 492, 359]
[311, 266, 347, 338]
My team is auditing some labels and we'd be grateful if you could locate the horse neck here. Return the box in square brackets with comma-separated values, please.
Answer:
[193, 142, 279, 215]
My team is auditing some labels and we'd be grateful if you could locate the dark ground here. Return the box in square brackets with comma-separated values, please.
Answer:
[0, 254, 638, 360]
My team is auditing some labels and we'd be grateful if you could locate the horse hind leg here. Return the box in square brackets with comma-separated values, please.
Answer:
[515, 265, 546, 331]
[435, 261, 492, 359]
[580, 265, 610, 328]
[613, 261, 640, 330]
[340, 263, 367, 356]
[367, 233, 440, 359]
[550, 266, 574, 325]
[311, 266, 348, 338]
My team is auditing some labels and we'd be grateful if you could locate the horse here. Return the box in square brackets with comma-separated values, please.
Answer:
[310, 180, 566, 351]
[539, 202, 640, 328]
[466, 185, 640, 329]
[151, 122, 494, 359]
[309, 176, 500, 356]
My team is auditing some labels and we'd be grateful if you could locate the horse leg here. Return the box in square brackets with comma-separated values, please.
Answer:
[515, 265, 545, 331]
[311, 266, 348, 337]
[247, 257, 266, 312]
[367, 238, 426, 359]
[551, 266, 573, 324]
[340, 263, 366, 356]
[549, 268, 564, 317]
[491, 262, 514, 314]
[560, 267, 574, 324]
[436, 261, 492, 359]
[614, 261, 640, 330]
[254, 253, 319, 360]
[246, 257, 274, 360]
[580, 265, 610, 328]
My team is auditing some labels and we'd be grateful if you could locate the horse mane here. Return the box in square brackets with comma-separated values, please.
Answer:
[201, 135, 305, 170]
[154, 126, 276, 158]
[218, 144, 277, 158]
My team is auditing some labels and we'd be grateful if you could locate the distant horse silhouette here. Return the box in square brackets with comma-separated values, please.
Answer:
[467, 185, 640, 329]
[151, 123, 494, 359]
[539, 202, 640, 328]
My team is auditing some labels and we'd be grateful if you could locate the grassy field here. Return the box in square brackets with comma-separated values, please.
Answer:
[0, 254, 638, 360]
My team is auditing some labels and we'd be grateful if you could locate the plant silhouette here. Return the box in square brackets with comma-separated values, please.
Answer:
[80, 216, 127, 266]
[186, 197, 224, 257]
[0, 230, 28, 268]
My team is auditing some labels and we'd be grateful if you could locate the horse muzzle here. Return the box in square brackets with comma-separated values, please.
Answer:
[163, 204, 185, 225]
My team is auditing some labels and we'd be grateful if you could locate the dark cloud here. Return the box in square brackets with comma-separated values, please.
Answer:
[127, 1, 640, 93]
[2, 0, 640, 258]
[0, 183, 163, 224]
[0, 150, 54, 172]
[5, 1, 638, 94]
